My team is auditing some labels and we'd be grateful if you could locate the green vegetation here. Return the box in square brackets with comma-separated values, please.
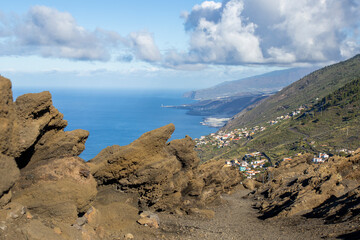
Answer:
[224, 54, 360, 130]
[197, 57, 360, 163]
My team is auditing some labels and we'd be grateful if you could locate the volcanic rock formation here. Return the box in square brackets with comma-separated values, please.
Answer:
[0, 76, 243, 239]
[88, 124, 243, 213]
[252, 152, 360, 224]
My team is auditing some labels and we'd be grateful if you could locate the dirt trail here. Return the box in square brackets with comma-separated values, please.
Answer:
[151, 189, 338, 240]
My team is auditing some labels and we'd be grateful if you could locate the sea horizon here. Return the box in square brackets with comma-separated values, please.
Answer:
[12, 87, 218, 160]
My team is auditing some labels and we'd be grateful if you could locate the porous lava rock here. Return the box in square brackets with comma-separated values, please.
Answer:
[253, 152, 360, 221]
[88, 124, 243, 213]
[0, 76, 245, 239]
[0, 77, 97, 239]
[0, 76, 15, 156]
[11, 157, 97, 223]
[88, 124, 192, 211]
[0, 154, 20, 199]
[0, 76, 88, 169]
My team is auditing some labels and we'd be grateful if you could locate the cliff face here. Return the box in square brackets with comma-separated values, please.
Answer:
[0, 76, 242, 239]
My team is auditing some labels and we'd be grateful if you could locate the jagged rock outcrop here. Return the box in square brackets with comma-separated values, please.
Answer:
[88, 124, 195, 211]
[252, 151, 360, 221]
[0, 77, 20, 199]
[0, 77, 15, 156]
[0, 76, 244, 239]
[0, 77, 97, 239]
[88, 124, 243, 213]
[0, 76, 89, 169]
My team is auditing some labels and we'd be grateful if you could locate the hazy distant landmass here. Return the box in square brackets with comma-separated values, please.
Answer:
[184, 67, 319, 100]
[177, 67, 319, 121]
[224, 54, 360, 130]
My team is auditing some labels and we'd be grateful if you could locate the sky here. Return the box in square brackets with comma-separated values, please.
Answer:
[1, 0, 359, 90]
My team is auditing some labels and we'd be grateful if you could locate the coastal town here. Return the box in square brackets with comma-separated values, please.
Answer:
[221, 150, 332, 179]
[194, 105, 307, 149]
[195, 125, 266, 149]
[194, 104, 352, 179]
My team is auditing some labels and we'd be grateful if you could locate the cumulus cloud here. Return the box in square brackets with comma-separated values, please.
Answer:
[128, 31, 162, 62]
[171, 0, 360, 66]
[2, 6, 112, 61]
[0, 6, 162, 63]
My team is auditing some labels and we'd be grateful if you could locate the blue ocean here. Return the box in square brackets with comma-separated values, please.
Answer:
[13, 88, 216, 160]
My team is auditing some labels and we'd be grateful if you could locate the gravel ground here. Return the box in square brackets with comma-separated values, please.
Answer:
[147, 189, 355, 240]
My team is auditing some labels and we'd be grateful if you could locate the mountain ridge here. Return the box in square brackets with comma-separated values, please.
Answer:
[223, 54, 360, 131]
[184, 67, 318, 100]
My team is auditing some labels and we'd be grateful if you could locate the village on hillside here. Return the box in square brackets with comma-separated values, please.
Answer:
[223, 151, 270, 179]
[220, 150, 333, 179]
[194, 104, 354, 179]
[195, 105, 308, 149]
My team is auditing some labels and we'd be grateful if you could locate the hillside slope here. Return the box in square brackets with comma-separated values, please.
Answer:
[224, 54, 360, 130]
[185, 67, 317, 100]
[198, 77, 360, 163]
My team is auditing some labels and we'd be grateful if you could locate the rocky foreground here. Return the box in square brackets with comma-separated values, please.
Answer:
[0, 76, 241, 239]
[1, 75, 359, 239]
[251, 153, 360, 237]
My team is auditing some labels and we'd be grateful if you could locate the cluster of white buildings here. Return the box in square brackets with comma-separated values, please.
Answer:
[280, 152, 330, 164]
[268, 106, 305, 125]
[195, 126, 266, 148]
[196, 106, 308, 148]
[224, 152, 270, 178]
[312, 153, 329, 163]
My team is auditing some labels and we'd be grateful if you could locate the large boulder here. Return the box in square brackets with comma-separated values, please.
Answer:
[11, 157, 97, 224]
[13, 92, 85, 168]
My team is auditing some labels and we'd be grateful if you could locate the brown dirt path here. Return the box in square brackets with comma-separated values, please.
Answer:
[149, 189, 340, 240]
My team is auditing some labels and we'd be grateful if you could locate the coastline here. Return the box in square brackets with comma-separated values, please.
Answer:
[200, 117, 231, 128]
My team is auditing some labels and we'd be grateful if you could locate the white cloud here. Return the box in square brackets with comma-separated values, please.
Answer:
[189, 0, 264, 64]
[128, 31, 162, 62]
[8, 6, 111, 61]
[170, 0, 360, 66]
[0, 6, 163, 63]
[1, 2, 359, 68]
[265, 0, 359, 62]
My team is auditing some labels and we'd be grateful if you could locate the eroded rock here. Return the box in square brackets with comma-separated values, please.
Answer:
[0, 76, 15, 156]
[89, 124, 243, 213]
[253, 152, 360, 220]
[11, 157, 97, 224]
[0, 154, 20, 198]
